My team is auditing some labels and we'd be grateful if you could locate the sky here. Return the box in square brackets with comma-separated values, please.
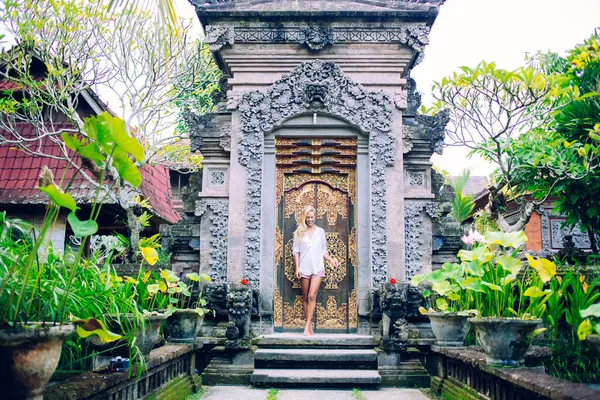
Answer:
[411, 0, 600, 176]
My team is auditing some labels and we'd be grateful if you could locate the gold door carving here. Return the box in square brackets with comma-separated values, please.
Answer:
[274, 137, 358, 332]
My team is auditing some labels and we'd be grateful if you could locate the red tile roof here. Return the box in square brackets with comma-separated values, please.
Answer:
[0, 123, 181, 224]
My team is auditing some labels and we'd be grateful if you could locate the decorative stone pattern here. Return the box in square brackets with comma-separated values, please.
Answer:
[228, 24, 429, 55]
[195, 199, 229, 282]
[210, 171, 226, 186]
[182, 109, 216, 153]
[404, 202, 440, 279]
[219, 122, 232, 152]
[380, 282, 426, 339]
[238, 60, 395, 287]
[408, 171, 424, 187]
[205, 25, 234, 52]
[402, 126, 415, 154]
[540, 207, 591, 251]
[416, 110, 449, 155]
[227, 283, 252, 339]
[226, 91, 242, 111]
[394, 90, 408, 110]
[300, 25, 335, 50]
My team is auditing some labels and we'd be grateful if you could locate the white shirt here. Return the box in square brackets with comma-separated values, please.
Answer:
[292, 226, 328, 275]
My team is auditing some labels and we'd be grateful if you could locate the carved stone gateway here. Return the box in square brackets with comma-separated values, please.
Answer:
[180, 0, 453, 345]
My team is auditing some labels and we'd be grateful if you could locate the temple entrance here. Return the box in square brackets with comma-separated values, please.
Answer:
[273, 137, 358, 333]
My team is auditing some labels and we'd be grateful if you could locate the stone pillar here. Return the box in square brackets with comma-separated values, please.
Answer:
[226, 109, 246, 281]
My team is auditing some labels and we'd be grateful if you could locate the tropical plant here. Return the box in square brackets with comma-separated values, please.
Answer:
[455, 231, 557, 319]
[411, 263, 476, 315]
[578, 302, 600, 340]
[449, 168, 476, 224]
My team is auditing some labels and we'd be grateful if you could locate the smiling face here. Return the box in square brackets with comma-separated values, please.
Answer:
[305, 211, 315, 227]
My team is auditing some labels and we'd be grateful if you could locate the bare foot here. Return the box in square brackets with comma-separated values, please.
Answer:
[303, 329, 311, 336]
[309, 326, 314, 335]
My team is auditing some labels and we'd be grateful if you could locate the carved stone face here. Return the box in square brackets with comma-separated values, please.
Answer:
[381, 283, 407, 314]
[227, 285, 252, 314]
[206, 283, 227, 303]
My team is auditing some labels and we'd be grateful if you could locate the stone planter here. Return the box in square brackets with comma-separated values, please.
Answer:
[469, 318, 541, 367]
[587, 334, 600, 353]
[427, 312, 471, 347]
[89, 314, 167, 360]
[166, 309, 205, 342]
[0, 323, 74, 400]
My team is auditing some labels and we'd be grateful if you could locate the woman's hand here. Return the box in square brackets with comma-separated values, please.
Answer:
[295, 268, 301, 279]
[330, 258, 340, 268]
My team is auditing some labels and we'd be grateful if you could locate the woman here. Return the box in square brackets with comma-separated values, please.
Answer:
[292, 205, 339, 336]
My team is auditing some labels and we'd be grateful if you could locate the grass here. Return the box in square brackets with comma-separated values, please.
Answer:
[419, 388, 442, 399]
[185, 386, 206, 400]
[351, 388, 366, 400]
[266, 388, 279, 400]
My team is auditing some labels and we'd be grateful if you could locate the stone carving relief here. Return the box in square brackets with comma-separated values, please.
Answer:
[408, 171, 424, 187]
[183, 109, 215, 153]
[238, 60, 395, 286]
[540, 207, 591, 251]
[402, 126, 416, 154]
[230, 24, 429, 56]
[210, 171, 225, 186]
[226, 91, 242, 111]
[300, 25, 335, 51]
[205, 25, 234, 52]
[416, 109, 450, 155]
[380, 282, 426, 339]
[404, 202, 439, 279]
[394, 90, 408, 110]
[219, 122, 232, 152]
[195, 199, 229, 282]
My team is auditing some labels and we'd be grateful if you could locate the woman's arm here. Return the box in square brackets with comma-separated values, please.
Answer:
[293, 236, 301, 279]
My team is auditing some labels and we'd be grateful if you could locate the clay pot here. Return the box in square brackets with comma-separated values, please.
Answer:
[0, 324, 74, 400]
[469, 318, 541, 367]
[166, 310, 204, 342]
[427, 312, 471, 347]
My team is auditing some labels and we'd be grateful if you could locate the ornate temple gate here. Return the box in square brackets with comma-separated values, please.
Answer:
[273, 137, 358, 333]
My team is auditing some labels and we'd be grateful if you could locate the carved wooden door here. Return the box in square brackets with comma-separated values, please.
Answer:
[273, 138, 357, 333]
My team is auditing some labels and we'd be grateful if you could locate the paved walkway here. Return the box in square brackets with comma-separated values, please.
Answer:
[200, 386, 431, 400]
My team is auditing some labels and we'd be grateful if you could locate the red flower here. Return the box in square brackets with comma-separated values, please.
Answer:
[240, 279, 249, 285]
[389, 278, 397, 284]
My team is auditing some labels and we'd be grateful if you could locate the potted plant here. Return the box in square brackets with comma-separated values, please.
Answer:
[459, 231, 556, 366]
[411, 262, 478, 347]
[0, 112, 142, 397]
[165, 271, 213, 342]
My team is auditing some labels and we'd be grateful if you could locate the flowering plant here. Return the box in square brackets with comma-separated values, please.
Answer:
[240, 278, 249, 285]
[389, 278, 397, 284]
[461, 228, 485, 246]
[458, 231, 557, 319]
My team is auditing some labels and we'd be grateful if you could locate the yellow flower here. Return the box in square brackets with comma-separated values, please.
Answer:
[583, 282, 589, 294]
[594, 123, 600, 133]
[580, 273, 585, 283]
[141, 246, 158, 265]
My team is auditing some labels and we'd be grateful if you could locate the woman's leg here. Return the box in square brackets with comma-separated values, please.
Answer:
[300, 277, 310, 327]
[304, 275, 323, 336]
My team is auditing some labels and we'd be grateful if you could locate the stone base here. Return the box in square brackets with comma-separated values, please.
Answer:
[201, 347, 254, 386]
[378, 349, 430, 388]
[435, 376, 483, 400]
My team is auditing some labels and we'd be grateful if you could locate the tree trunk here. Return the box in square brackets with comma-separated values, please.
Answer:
[488, 185, 535, 233]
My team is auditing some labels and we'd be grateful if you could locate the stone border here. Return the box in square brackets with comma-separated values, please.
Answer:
[429, 346, 600, 400]
[238, 60, 395, 286]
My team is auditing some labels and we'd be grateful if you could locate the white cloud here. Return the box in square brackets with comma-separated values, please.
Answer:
[412, 0, 600, 176]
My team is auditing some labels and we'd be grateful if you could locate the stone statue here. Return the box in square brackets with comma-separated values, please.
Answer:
[227, 283, 252, 339]
[225, 321, 239, 340]
[205, 282, 228, 317]
[380, 282, 408, 339]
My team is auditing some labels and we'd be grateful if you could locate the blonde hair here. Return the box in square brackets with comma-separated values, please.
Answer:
[294, 205, 316, 239]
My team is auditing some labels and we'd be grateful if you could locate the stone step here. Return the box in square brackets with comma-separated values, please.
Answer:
[255, 348, 378, 363]
[255, 333, 378, 348]
[254, 348, 378, 370]
[251, 368, 382, 388]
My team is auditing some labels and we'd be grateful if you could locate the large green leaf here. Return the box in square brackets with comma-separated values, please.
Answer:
[112, 149, 142, 187]
[496, 255, 522, 275]
[79, 142, 105, 164]
[39, 185, 77, 212]
[461, 277, 485, 292]
[581, 303, 600, 318]
[486, 231, 528, 248]
[67, 212, 98, 237]
[71, 317, 122, 343]
[525, 254, 556, 283]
